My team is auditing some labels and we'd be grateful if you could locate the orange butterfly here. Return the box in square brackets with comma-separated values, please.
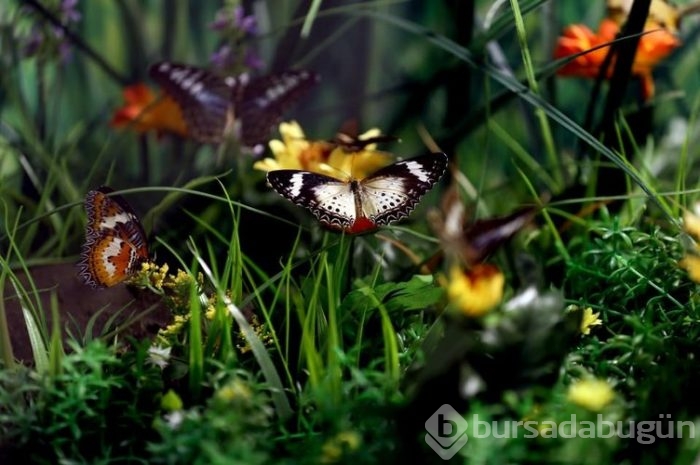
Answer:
[78, 187, 150, 288]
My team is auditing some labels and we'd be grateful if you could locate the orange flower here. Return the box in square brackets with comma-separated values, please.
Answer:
[110, 83, 188, 137]
[555, 23, 611, 79]
[554, 18, 681, 99]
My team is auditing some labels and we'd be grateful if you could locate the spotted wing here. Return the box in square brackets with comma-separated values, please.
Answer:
[78, 186, 149, 288]
[236, 70, 319, 150]
[149, 61, 238, 143]
[359, 153, 448, 227]
[266, 170, 356, 231]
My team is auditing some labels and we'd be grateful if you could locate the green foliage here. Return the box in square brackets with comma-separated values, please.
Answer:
[0, 340, 163, 463]
[149, 375, 275, 465]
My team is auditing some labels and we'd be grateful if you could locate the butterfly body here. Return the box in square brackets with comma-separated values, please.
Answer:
[267, 153, 448, 234]
[149, 61, 318, 150]
[78, 187, 149, 288]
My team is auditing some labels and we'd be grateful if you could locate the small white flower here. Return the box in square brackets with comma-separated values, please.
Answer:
[164, 410, 185, 429]
[147, 345, 172, 370]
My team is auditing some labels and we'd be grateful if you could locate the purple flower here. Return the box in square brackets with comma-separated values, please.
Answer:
[210, 44, 234, 69]
[20, 0, 80, 60]
[233, 5, 257, 35]
[58, 40, 74, 62]
[208, 10, 232, 31]
[61, 0, 81, 24]
[244, 49, 264, 70]
[209, 5, 257, 35]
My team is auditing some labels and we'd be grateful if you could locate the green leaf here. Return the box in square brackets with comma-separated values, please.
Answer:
[343, 275, 443, 315]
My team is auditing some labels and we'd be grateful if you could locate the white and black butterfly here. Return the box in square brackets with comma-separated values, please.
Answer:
[149, 61, 319, 151]
[266, 153, 448, 234]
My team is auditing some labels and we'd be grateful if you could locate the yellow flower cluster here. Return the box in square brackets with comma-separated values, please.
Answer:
[160, 269, 199, 313]
[147, 262, 169, 289]
[236, 314, 273, 354]
[254, 121, 393, 180]
[158, 314, 190, 341]
[131, 262, 196, 312]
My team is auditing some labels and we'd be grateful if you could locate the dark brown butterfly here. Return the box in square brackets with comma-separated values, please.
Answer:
[149, 61, 319, 152]
[429, 184, 538, 267]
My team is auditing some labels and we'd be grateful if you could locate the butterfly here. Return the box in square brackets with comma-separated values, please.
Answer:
[266, 153, 448, 234]
[430, 191, 538, 267]
[329, 119, 398, 153]
[78, 186, 150, 288]
[148, 61, 319, 151]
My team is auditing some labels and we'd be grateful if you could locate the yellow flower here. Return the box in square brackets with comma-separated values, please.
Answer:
[680, 255, 700, 283]
[684, 209, 700, 240]
[680, 207, 700, 283]
[216, 378, 253, 403]
[567, 378, 615, 411]
[205, 304, 216, 320]
[580, 307, 603, 335]
[323, 137, 393, 179]
[254, 121, 393, 179]
[159, 314, 189, 339]
[138, 262, 169, 289]
[446, 264, 505, 317]
[236, 314, 273, 354]
[320, 431, 362, 463]
[254, 121, 311, 171]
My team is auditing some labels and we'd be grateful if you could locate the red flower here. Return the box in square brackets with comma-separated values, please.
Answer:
[554, 18, 681, 99]
[110, 83, 188, 137]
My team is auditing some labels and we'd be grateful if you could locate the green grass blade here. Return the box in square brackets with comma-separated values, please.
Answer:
[190, 241, 293, 419]
[48, 291, 64, 377]
[0, 271, 15, 367]
[188, 274, 204, 401]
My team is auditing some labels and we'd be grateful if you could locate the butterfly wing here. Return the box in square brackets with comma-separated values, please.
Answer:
[149, 61, 236, 143]
[237, 70, 319, 150]
[360, 153, 448, 227]
[266, 170, 356, 231]
[78, 187, 149, 288]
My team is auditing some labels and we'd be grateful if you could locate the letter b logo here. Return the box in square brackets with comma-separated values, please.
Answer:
[425, 404, 468, 460]
[438, 414, 457, 437]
